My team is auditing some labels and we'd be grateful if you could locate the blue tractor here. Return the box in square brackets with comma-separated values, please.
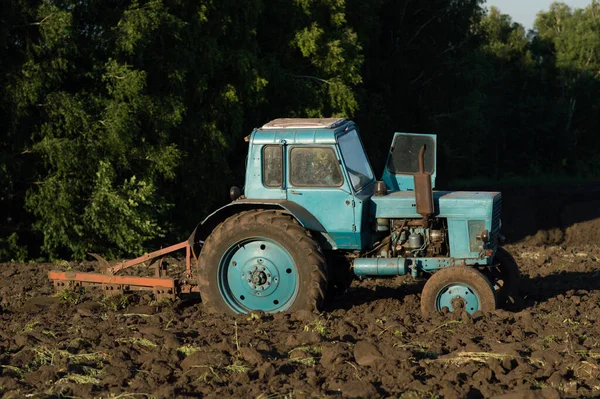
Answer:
[192, 118, 520, 316]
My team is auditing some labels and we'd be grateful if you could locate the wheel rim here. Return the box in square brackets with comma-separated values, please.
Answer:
[218, 238, 298, 313]
[436, 283, 481, 314]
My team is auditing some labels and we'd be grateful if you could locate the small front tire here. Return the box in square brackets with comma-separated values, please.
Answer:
[490, 247, 521, 306]
[421, 266, 497, 317]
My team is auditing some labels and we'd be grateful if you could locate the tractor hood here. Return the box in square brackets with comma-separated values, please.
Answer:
[371, 190, 502, 258]
[381, 133, 437, 191]
[371, 190, 501, 220]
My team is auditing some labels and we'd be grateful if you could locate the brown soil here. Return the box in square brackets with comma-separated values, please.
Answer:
[1, 222, 600, 398]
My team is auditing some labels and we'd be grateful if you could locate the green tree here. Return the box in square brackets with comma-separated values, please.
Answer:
[535, 1, 600, 174]
[3, 0, 364, 260]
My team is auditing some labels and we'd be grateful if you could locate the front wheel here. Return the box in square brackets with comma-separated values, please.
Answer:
[198, 210, 328, 315]
[421, 266, 497, 317]
[488, 247, 521, 306]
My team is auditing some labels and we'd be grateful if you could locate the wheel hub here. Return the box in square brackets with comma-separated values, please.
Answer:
[240, 258, 279, 296]
[437, 284, 480, 314]
[219, 239, 297, 313]
[252, 270, 268, 286]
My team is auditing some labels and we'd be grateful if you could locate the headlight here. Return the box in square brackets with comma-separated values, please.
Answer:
[476, 229, 489, 243]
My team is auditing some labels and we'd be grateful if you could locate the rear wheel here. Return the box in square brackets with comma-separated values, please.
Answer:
[198, 210, 328, 314]
[421, 266, 497, 317]
[324, 251, 353, 301]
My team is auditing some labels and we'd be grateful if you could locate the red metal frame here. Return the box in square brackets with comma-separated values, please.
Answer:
[48, 240, 199, 299]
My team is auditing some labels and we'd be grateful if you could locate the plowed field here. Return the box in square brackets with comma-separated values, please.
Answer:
[1, 218, 600, 398]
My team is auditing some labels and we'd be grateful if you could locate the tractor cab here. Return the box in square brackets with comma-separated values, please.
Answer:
[244, 118, 381, 250]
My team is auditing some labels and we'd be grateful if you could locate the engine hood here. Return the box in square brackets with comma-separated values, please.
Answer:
[371, 190, 501, 219]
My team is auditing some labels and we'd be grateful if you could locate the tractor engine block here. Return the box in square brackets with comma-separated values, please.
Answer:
[376, 218, 449, 259]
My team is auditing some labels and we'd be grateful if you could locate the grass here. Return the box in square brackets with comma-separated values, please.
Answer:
[426, 320, 462, 334]
[100, 294, 130, 311]
[256, 390, 306, 399]
[288, 345, 322, 356]
[55, 374, 101, 385]
[150, 297, 173, 310]
[0, 365, 24, 378]
[22, 321, 40, 333]
[42, 329, 57, 338]
[303, 318, 328, 336]
[543, 335, 558, 344]
[223, 361, 251, 374]
[234, 320, 241, 355]
[54, 289, 81, 306]
[191, 361, 250, 382]
[24, 346, 110, 372]
[26, 347, 110, 371]
[288, 345, 322, 367]
[576, 350, 600, 360]
[67, 337, 90, 349]
[27, 347, 55, 370]
[394, 342, 432, 351]
[164, 317, 175, 330]
[177, 344, 201, 357]
[67, 352, 110, 365]
[529, 378, 548, 389]
[393, 341, 438, 360]
[400, 391, 441, 399]
[246, 313, 261, 322]
[288, 357, 317, 367]
[116, 338, 157, 349]
[434, 351, 515, 365]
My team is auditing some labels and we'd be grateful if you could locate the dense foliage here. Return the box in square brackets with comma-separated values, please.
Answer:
[1, 0, 599, 260]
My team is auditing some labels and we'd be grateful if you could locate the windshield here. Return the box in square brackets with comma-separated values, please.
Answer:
[338, 129, 375, 191]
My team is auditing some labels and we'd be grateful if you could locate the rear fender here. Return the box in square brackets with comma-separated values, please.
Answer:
[188, 200, 337, 255]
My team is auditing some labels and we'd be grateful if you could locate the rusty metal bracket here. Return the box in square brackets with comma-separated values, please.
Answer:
[107, 241, 190, 275]
[101, 283, 124, 296]
[153, 283, 177, 300]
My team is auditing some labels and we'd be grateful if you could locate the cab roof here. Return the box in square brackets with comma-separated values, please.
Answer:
[252, 118, 352, 145]
[261, 118, 347, 129]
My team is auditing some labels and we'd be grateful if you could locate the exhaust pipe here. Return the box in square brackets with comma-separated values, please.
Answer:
[414, 145, 434, 218]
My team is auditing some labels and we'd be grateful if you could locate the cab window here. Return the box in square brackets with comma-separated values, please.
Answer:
[290, 147, 343, 187]
[338, 129, 375, 191]
[262, 145, 283, 187]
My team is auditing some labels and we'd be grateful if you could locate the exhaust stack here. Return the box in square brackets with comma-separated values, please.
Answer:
[414, 145, 434, 218]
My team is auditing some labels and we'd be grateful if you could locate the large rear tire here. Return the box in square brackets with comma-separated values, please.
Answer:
[198, 210, 328, 315]
[421, 266, 497, 317]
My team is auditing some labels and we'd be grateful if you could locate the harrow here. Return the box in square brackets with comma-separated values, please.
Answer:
[49, 240, 201, 300]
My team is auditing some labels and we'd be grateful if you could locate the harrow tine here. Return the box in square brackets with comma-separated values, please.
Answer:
[88, 253, 111, 270]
